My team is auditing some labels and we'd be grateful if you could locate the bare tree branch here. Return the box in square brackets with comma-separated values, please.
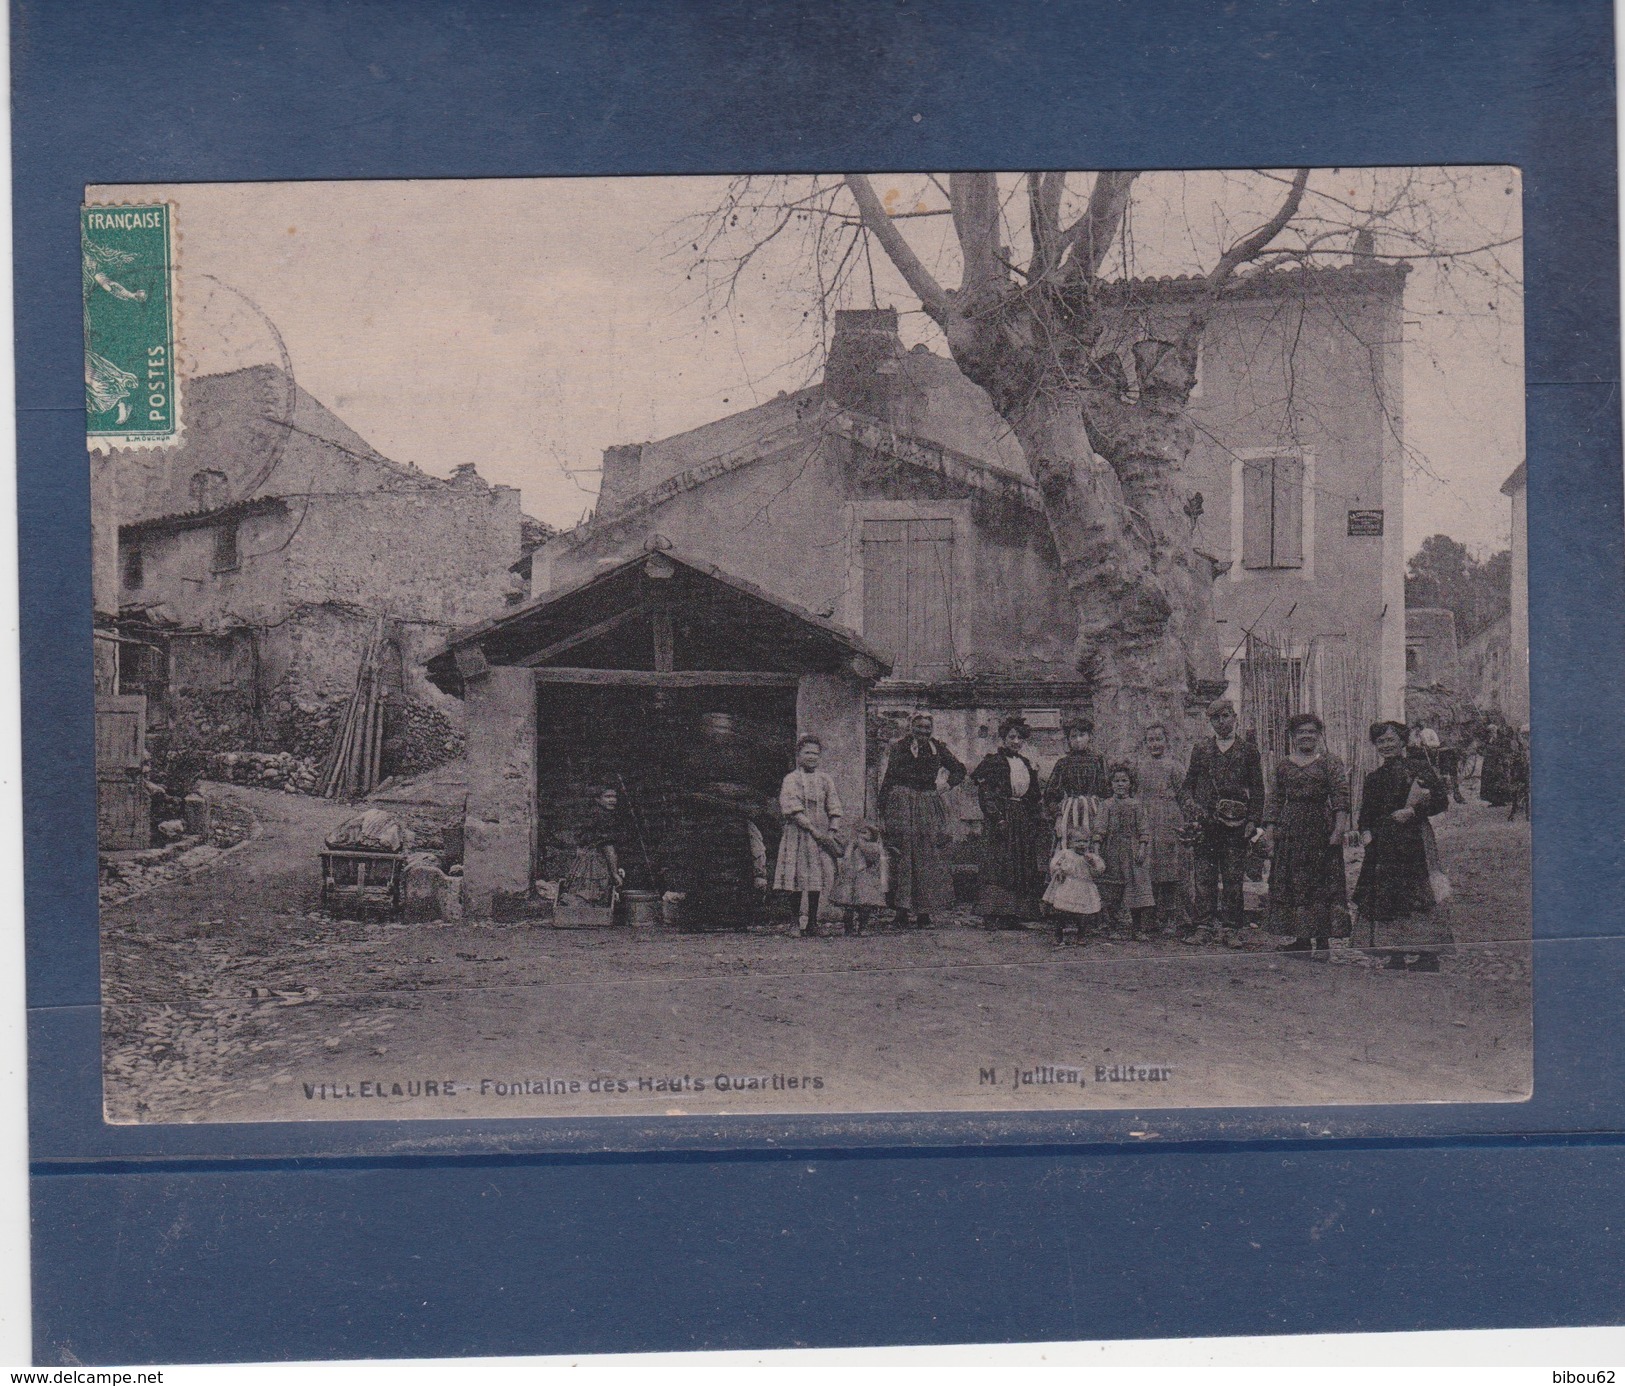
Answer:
[844, 173, 951, 323]
[1205, 167, 1311, 292]
[1028, 171, 1067, 277]
[1171, 168, 1313, 364]
[949, 171, 1004, 294]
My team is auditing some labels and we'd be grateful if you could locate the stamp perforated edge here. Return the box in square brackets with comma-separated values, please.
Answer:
[84, 197, 184, 454]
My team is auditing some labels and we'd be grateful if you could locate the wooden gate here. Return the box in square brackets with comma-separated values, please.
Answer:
[95, 694, 149, 850]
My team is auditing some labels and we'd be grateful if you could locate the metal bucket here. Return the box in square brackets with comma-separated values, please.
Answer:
[622, 889, 661, 927]
[659, 891, 687, 927]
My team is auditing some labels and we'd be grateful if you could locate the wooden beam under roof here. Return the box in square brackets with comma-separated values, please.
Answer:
[515, 607, 643, 667]
[530, 668, 800, 688]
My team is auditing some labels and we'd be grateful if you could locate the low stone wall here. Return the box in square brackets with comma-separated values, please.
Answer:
[205, 750, 321, 794]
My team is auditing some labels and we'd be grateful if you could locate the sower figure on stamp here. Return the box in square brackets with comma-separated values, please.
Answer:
[878, 712, 967, 930]
[1181, 698, 1265, 949]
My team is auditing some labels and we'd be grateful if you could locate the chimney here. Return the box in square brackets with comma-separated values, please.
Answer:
[824, 308, 903, 418]
[598, 443, 644, 515]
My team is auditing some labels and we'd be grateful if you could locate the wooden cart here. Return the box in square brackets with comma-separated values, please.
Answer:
[319, 848, 405, 916]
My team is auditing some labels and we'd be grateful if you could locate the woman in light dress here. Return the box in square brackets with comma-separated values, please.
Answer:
[1137, 723, 1191, 935]
[774, 735, 844, 937]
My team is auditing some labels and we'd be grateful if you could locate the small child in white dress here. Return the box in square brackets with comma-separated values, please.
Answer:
[831, 821, 889, 936]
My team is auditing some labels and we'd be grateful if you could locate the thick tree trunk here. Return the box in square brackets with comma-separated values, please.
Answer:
[932, 283, 1226, 761]
[1003, 387, 1225, 762]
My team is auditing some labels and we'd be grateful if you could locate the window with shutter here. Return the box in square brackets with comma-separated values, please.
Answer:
[862, 520, 908, 670]
[1271, 456, 1305, 567]
[1241, 460, 1274, 568]
[1240, 455, 1306, 570]
[862, 517, 955, 676]
[908, 518, 954, 674]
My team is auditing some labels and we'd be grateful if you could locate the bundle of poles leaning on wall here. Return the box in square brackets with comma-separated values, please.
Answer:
[319, 619, 389, 800]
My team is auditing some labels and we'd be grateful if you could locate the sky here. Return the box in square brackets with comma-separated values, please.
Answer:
[95, 171, 1525, 555]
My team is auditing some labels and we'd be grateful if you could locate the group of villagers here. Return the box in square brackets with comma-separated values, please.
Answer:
[769, 703, 1455, 972]
[563, 702, 1454, 972]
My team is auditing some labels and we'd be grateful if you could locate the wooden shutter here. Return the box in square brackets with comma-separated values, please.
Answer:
[1271, 456, 1305, 567]
[1241, 460, 1274, 568]
[908, 519, 954, 673]
[862, 520, 909, 669]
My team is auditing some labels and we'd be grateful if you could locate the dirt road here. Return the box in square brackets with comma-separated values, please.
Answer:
[101, 787, 1533, 1124]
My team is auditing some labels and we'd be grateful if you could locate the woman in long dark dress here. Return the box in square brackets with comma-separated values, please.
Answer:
[675, 713, 774, 932]
[678, 786, 769, 932]
[1352, 720, 1452, 971]
[558, 786, 625, 908]
[971, 717, 1045, 928]
[878, 713, 967, 929]
[1261, 713, 1351, 957]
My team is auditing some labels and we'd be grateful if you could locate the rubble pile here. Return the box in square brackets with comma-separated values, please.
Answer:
[382, 700, 464, 780]
[206, 750, 321, 795]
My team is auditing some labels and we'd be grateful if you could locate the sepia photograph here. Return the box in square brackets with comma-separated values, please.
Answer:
[86, 169, 1532, 1123]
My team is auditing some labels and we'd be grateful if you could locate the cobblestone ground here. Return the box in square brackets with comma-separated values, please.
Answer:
[101, 787, 1532, 1123]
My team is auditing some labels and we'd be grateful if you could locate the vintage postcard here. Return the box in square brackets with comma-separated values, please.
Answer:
[87, 171, 1531, 1123]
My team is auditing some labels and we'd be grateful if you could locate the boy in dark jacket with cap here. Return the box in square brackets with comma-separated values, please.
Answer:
[1180, 698, 1264, 947]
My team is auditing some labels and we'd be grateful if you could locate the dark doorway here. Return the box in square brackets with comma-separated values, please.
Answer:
[534, 681, 797, 892]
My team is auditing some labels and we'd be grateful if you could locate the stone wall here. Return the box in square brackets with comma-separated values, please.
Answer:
[795, 672, 867, 838]
[461, 668, 537, 917]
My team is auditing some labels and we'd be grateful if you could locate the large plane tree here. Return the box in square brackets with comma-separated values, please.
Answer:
[686, 169, 1520, 745]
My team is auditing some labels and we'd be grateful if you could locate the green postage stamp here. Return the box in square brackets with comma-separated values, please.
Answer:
[82, 202, 177, 447]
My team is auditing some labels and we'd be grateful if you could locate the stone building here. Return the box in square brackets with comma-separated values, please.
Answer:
[427, 549, 890, 917]
[106, 365, 533, 779]
[450, 265, 1411, 911]
[1404, 607, 1461, 689]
